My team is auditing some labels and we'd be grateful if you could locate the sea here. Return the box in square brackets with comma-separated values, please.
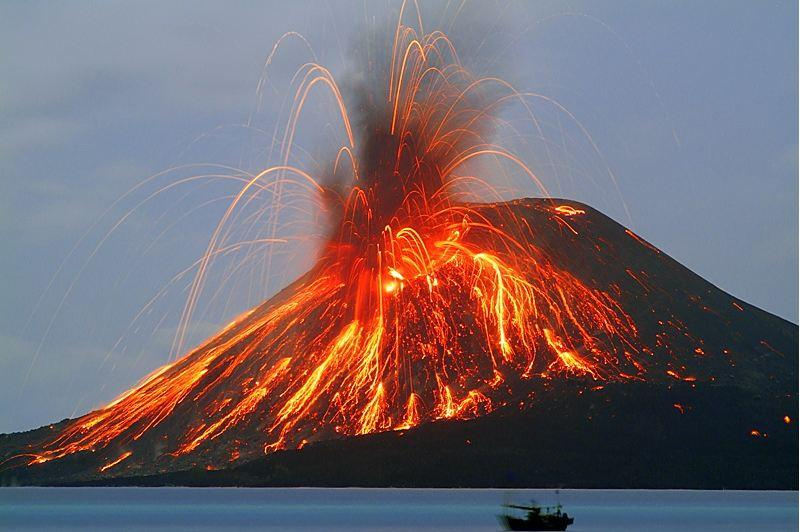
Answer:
[1, 488, 797, 531]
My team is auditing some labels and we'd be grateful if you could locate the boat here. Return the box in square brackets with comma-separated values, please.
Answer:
[497, 499, 574, 531]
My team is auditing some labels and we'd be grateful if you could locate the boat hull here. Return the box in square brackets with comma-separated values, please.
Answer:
[497, 514, 573, 531]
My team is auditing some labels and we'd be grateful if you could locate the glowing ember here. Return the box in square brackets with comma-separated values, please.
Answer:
[554, 205, 585, 217]
[98, 451, 132, 472]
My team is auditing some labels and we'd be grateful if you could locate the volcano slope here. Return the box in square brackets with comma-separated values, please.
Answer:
[1, 198, 796, 487]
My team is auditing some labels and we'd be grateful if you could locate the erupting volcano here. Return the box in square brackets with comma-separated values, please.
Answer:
[1, 9, 796, 487]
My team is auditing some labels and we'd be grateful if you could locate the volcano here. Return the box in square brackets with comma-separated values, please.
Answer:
[2, 19, 797, 488]
[1, 198, 796, 487]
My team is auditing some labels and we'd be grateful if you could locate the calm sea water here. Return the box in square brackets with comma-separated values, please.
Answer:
[0, 488, 796, 531]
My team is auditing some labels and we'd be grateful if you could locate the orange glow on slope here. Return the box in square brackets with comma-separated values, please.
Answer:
[544, 328, 600, 379]
[397, 393, 421, 430]
[625, 229, 661, 255]
[554, 205, 585, 216]
[98, 451, 132, 472]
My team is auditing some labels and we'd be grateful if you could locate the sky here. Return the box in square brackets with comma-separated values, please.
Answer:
[1, 0, 797, 433]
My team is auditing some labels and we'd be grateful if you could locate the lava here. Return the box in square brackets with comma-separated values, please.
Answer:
[10, 5, 710, 473]
[98, 451, 133, 473]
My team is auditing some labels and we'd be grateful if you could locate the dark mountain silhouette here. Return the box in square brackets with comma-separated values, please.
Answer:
[1, 198, 796, 487]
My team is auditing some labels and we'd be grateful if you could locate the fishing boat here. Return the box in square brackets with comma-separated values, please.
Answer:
[497, 499, 574, 531]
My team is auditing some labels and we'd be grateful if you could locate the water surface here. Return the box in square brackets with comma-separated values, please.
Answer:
[1, 488, 796, 531]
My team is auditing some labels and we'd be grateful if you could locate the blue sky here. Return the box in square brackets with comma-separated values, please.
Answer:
[1, 1, 797, 433]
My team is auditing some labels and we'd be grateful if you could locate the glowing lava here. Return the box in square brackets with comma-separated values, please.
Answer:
[13, 6, 680, 472]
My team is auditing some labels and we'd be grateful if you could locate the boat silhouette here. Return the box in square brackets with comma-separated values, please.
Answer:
[498, 496, 574, 531]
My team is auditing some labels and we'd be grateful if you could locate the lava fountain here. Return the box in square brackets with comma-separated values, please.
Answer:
[14, 7, 654, 473]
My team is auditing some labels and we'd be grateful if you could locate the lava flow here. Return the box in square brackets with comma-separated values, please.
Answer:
[8, 9, 747, 476]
